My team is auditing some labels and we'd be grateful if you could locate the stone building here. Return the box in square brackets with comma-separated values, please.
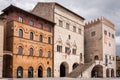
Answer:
[0, 16, 5, 78]
[68, 17, 116, 78]
[32, 2, 85, 77]
[1, 5, 54, 78]
[116, 56, 120, 77]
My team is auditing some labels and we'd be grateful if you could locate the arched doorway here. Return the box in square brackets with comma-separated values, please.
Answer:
[47, 67, 51, 77]
[17, 66, 23, 78]
[91, 65, 103, 78]
[28, 67, 33, 78]
[111, 69, 114, 77]
[38, 66, 43, 78]
[60, 62, 69, 77]
[72, 63, 79, 70]
[3, 54, 12, 78]
[106, 68, 109, 77]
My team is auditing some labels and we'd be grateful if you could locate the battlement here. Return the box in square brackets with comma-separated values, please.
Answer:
[85, 16, 115, 30]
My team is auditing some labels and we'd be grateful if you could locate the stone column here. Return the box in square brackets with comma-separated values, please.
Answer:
[0, 17, 5, 78]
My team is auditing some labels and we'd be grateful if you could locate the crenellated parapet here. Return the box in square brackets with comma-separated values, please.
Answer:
[85, 16, 115, 30]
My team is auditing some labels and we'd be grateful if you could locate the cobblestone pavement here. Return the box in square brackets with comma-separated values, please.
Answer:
[0, 78, 120, 80]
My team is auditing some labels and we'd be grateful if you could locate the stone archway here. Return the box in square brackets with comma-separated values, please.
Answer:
[111, 69, 114, 77]
[38, 66, 43, 78]
[60, 62, 69, 77]
[72, 63, 79, 70]
[91, 65, 103, 78]
[106, 68, 110, 77]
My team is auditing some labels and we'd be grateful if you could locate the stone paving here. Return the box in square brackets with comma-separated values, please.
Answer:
[0, 78, 120, 80]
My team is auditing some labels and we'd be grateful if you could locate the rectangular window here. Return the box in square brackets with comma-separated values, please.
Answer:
[39, 23, 43, 29]
[57, 45, 62, 52]
[48, 37, 51, 44]
[48, 26, 51, 32]
[112, 34, 114, 39]
[30, 20, 34, 26]
[109, 32, 111, 37]
[59, 20, 63, 27]
[91, 31, 96, 37]
[72, 49, 76, 54]
[73, 26, 76, 32]
[18, 17, 23, 22]
[104, 30, 107, 35]
[66, 23, 69, 29]
[78, 28, 81, 34]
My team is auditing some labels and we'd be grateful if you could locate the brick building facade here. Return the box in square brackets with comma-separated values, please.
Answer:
[2, 5, 54, 78]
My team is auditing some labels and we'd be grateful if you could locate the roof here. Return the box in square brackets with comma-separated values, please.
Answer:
[2, 5, 55, 24]
[36, 2, 85, 20]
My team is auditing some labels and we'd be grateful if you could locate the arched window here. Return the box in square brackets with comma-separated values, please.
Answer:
[19, 29, 23, 38]
[48, 37, 51, 44]
[94, 55, 99, 60]
[48, 51, 51, 58]
[38, 66, 43, 77]
[39, 49, 43, 57]
[39, 35, 43, 42]
[47, 67, 51, 77]
[29, 48, 33, 56]
[30, 32, 34, 40]
[73, 63, 79, 70]
[28, 67, 33, 78]
[18, 46, 23, 54]
[17, 66, 23, 78]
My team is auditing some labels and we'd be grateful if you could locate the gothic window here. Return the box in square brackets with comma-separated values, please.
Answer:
[94, 55, 99, 60]
[19, 29, 23, 38]
[104, 30, 107, 35]
[68, 35, 71, 39]
[112, 34, 114, 39]
[30, 32, 34, 40]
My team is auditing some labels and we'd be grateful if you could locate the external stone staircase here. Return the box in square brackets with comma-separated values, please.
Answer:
[67, 62, 94, 78]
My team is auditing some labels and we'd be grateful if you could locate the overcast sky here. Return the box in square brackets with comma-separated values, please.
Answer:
[0, 0, 120, 56]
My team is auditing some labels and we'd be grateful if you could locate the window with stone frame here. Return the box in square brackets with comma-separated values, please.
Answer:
[48, 51, 51, 58]
[18, 17, 23, 22]
[48, 37, 51, 44]
[19, 29, 23, 38]
[29, 48, 33, 56]
[112, 34, 114, 39]
[91, 31, 96, 37]
[80, 53, 82, 61]
[65, 47, 70, 54]
[30, 32, 34, 40]
[78, 28, 81, 34]
[73, 26, 76, 32]
[66, 23, 70, 29]
[48, 26, 51, 32]
[29, 20, 34, 26]
[18, 46, 23, 54]
[57, 45, 62, 52]
[59, 20, 63, 27]
[39, 35, 43, 42]
[72, 49, 76, 55]
[39, 23, 43, 29]
[104, 30, 107, 35]
[39, 49, 43, 57]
